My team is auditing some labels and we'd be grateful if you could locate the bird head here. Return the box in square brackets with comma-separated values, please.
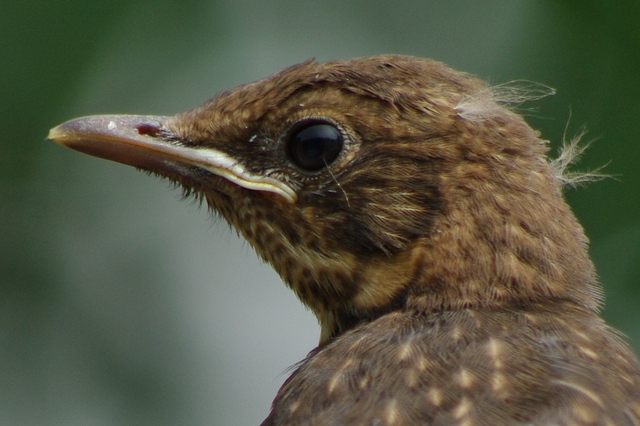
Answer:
[49, 55, 600, 343]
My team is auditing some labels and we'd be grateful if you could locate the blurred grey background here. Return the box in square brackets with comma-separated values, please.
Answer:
[2, 1, 639, 425]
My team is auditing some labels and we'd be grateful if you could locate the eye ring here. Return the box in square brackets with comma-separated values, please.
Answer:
[285, 119, 344, 172]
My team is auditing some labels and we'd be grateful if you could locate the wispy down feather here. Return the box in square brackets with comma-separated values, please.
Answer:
[455, 80, 556, 121]
[551, 126, 608, 188]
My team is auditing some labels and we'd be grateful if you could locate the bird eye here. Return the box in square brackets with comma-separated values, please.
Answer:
[286, 121, 343, 172]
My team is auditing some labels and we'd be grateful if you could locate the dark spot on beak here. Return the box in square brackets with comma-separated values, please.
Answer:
[136, 123, 163, 137]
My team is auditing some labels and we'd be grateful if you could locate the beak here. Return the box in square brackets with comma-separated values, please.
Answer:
[48, 115, 296, 203]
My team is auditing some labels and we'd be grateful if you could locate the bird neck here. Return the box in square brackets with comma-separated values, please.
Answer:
[311, 151, 600, 344]
[402, 125, 601, 316]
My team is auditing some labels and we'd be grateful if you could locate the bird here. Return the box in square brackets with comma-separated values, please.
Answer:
[49, 55, 640, 425]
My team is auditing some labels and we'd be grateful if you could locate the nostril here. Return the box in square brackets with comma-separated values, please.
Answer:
[136, 123, 162, 137]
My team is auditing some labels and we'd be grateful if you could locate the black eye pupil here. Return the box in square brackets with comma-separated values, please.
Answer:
[287, 122, 343, 172]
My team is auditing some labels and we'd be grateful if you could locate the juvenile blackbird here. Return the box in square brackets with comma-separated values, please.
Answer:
[49, 55, 640, 425]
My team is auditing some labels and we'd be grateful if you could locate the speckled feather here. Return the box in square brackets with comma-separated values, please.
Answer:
[52, 55, 640, 425]
[263, 305, 640, 425]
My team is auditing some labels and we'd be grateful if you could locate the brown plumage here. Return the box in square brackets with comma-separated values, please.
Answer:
[49, 55, 640, 425]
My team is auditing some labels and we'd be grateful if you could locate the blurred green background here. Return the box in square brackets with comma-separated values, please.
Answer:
[2, 1, 639, 425]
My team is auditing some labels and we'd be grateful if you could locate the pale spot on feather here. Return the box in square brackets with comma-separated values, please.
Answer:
[405, 369, 418, 388]
[487, 338, 504, 368]
[573, 330, 590, 342]
[453, 397, 472, 420]
[348, 335, 367, 352]
[523, 312, 539, 325]
[465, 279, 481, 293]
[427, 387, 443, 406]
[501, 251, 522, 280]
[342, 358, 354, 369]
[288, 399, 301, 414]
[554, 379, 604, 407]
[491, 372, 508, 394]
[358, 375, 369, 389]
[416, 356, 430, 371]
[327, 375, 340, 394]
[486, 339, 510, 396]
[621, 374, 634, 386]
[615, 353, 631, 366]
[490, 285, 509, 300]
[572, 402, 596, 422]
[456, 368, 474, 388]
[451, 326, 462, 341]
[578, 345, 598, 360]
[397, 341, 414, 361]
[384, 399, 399, 425]
[327, 358, 354, 394]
